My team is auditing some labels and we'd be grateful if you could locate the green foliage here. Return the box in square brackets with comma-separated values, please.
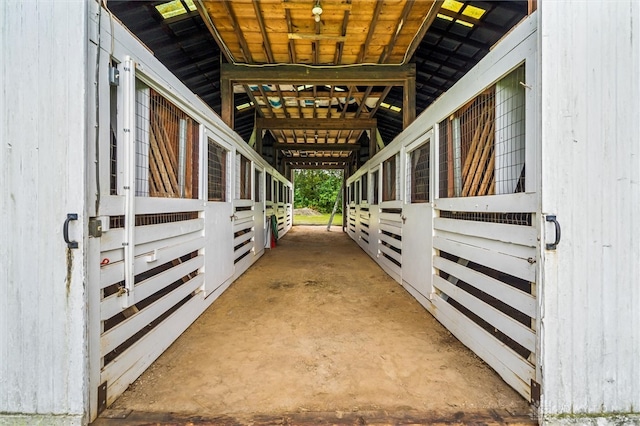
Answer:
[294, 169, 343, 214]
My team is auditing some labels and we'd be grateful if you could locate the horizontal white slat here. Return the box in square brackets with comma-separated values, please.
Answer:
[434, 217, 537, 248]
[431, 295, 534, 401]
[101, 293, 207, 403]
[100, 219, 204, 252]
[378, 232, 402, 250]
[101, 256, 204, 320]
[379, 244, 402, 264]
[434, 256, 536, 318]
[233, 199, 253, 208]
[99, 196, 206, 216]
[100, 236, 205, 289]
[234, 209, 254, 220]
[100, 230, 201, 265]
[380, 212, 403, 223]
[434, 192, 537, 213]
[433, 236, 535, 282]
[234, 242, 253, 259]
[435, 229, 535, 261]
[233, 219, 254, 232]
[377, 255, 401, 283]
[433, 275, 536, 352]
[101, 274, 204, 355]
[234, 230, 254, 246]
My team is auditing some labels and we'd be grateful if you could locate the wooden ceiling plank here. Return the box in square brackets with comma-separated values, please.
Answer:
[252, 0, 275, 63]
[379, 0, 415, 63]
[220, 1, 253, 63]
[256, 117, 376, 130]
[221, 63, 416, 85]
[356, 0, 384, 63]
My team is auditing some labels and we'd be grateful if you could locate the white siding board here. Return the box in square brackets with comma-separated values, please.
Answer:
[434, 256, 536, 318]
[101, 274, 204, 354]
[100, 236, 205, 289]
[434, 218, 537, 247]
[433, 275, 535, 352]
[540, 0, 640, 417]
[432, 295, 534, 400]
[0, 0, 88, 419]
[433, 236, 535, 282]
[101, 256, 204, 320]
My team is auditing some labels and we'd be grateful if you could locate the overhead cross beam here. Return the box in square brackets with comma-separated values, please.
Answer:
[256, 117, 376, 130]
[274, 143, 360, 151]
[221, 63, 415, 86]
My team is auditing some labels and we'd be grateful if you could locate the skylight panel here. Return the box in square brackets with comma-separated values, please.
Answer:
[155, 0, 197, 20]
[442, 0, 464, 13]
[462, 5, 486, 20]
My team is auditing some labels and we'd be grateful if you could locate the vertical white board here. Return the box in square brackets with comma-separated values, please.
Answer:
[540, 0, 640, 418]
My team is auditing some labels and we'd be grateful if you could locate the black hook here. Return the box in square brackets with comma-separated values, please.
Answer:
[546, 215, 561, 250]
[64, 213, 79, 249]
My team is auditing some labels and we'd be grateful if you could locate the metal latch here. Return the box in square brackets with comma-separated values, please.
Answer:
[89, 218, 103, 238]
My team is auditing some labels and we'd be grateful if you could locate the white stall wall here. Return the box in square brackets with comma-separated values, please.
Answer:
[540, 0, 640, 420]
[0, 1, 89, 424]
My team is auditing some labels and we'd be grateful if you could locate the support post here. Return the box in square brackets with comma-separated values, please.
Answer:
[221, 76, 234, 129]
[403, 76, 416, 129]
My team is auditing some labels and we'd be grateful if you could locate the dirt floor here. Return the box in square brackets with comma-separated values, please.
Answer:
[100, 226, 533, 424]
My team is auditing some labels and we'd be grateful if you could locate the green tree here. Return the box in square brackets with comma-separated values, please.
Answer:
[294, 169, 343, 214]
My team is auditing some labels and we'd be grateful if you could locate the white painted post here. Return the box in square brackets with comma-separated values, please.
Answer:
[122, 56, 136, 308]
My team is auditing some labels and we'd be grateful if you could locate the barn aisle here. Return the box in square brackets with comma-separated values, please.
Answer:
[96, 226, 532, 425]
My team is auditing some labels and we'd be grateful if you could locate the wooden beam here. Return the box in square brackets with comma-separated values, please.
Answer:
[252, 0, 275, 62]
[220, 1, 253, 63]
[405, 0, 442, 62]
[289, 33, 348, 42]
[274, 143, 360, 151]
[357, 0, 384, 62]
[221, 63, 416, 86]
[256, 117, 376, 130]
[286, 164, 348, 170]
[369, 86, 393, 116]
[380, 0, 415, 63]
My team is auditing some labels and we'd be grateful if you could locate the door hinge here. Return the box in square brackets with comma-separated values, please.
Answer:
[531, 379, 541, 406]
[98, 381, 108, 414]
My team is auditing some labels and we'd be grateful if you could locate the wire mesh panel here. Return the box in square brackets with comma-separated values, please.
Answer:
[361, 174, 368, 203]
[236, 153, 251, 200]
[439, 65, 525, 198]
[382, 154, 398, 202]
[408, 142, 430, 203]
[207, 138, 227, 201]
[254, 169, 262, 202]
[266, 173, 273, 201]
[135, 82, 200, 198]
[371, 170, 379, 205]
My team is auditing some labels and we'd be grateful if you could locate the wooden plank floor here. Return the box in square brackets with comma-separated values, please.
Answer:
[95, 226, 535, 425]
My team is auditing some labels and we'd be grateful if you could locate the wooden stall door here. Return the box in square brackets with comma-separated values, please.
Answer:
[402, 135, 433, 299]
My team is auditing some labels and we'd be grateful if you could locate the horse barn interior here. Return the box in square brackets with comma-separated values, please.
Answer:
[1, 1, 640, 425]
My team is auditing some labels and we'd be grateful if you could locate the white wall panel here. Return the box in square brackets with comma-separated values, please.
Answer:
[0, 0, 89, 422]
[540, 0, 640, 419]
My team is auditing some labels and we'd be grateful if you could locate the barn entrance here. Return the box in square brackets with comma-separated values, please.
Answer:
[94, 226, 533, 424]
